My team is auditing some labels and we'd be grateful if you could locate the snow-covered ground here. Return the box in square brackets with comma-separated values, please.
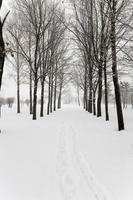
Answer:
[0, 104, 133, 200]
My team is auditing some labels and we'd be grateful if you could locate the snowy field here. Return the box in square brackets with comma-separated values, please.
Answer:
[0, 104, 133, 200]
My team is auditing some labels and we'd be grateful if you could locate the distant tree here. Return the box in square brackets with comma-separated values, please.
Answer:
[6, 97, 15, 108]
[131, 93, 133, 109]
[120, 81, 130, 109]
[25, 99, 30, 107]
[0, 96, 5, 117]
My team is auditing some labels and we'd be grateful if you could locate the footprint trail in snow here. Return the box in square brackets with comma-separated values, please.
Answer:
[56, 124, 113, 200]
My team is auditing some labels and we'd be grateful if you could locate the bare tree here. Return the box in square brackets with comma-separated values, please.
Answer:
[0, 0, 9, 89]
[108, 0, 125, 130]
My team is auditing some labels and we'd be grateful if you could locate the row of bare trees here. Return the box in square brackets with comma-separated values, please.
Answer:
[1, 0, 133, 131]
[70, 0, 133, 131]
[6, 0, 70, 120]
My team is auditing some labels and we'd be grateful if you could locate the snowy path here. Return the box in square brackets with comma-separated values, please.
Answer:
[56, 123, 112, 200]
[0, 105, 133, 200]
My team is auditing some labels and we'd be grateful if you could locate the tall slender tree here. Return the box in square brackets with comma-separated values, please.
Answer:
[109, 0, 124, 130]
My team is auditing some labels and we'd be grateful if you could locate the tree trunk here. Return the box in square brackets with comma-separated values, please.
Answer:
[97, 65, 103, 117]
[104, 55, 109, 121]
[88, 0, 93, 113]
[0, 20, 5, 90]
[32, 77, 38, 120]
[47, 76, 51, 115]
[50, 72, 53, 113]
[84, 66, 88, 110]
[54, 67, 57, 111]
[58, 92, 61, 109]
[97, 22, 105, 117]
[29, 68, 33, 114]
[88, 86, 92, 113]
[93, 92, 96, 116]
[58, 83, 62, 109]
[17, 43, 20, 114]
[28, 28, 33, 115]
[40, 31, 47, 117]
[17, 81, 20, 113]
[40, 79, 45, 117]
[88, 58, 93, 113]
[110, 0, 124, 131]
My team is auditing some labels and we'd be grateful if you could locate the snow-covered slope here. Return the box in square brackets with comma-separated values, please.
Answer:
[0, 105, 133, 200]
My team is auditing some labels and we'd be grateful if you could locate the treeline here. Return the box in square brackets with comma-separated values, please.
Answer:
[70, 0, 133, 131]
[1, 0, 133, 131]
[0, 97, 15, 108]
[6, 0, 70, 120]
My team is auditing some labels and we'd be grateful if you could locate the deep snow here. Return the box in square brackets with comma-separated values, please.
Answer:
[0, 104, 133, 200]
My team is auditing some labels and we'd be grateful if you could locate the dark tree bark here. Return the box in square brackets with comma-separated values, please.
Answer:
[16, 43, 21, 113]
[40, 33, 47, 117]
[88, 55, 93, 113]
[54, 64, 58, 111]
[84, 65, 88, 110]
[0, 4, 9, 90]
[110, 0, 124, 131]
[28, 30, 33, 115]
[58, 82, 63, 109]
[32, 35, 40, 120]
[0, 20, 5, 90]
[104, 55, 109, 121]
[50, 65, 54, 113]
[40, 79, 45, 117]
[97, 60, 103, 117]
[97, 3, 105, 118]
[29, 67, 33, 114]
[32, 76, 38, 120]
[47, 75, 51, 115]
[58, 92, 61, 109]
[93, 92, 96, 116]
[88, 0, 93, 113]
